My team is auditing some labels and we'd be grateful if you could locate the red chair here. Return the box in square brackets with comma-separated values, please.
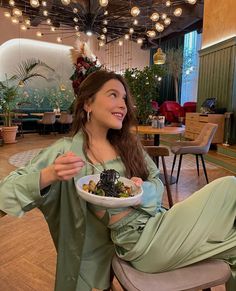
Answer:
[159, 101, 185, 124]
[183, 101, 197, 114]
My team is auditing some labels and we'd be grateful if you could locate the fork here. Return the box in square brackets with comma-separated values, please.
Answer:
[83, 160, 103, 173]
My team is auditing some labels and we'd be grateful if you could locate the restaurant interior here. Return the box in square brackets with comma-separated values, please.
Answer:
[0, 0, 236, 290]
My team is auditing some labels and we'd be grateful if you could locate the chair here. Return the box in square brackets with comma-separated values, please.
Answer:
[183, 102, 197, 114]
[170, 123, 218, 184]
[112, 254, 231, 291]
[37, 112, 56, 135]
[159, 101, 185, 124]
[145, 146, 173, 208]
[56, 111, 73, 133]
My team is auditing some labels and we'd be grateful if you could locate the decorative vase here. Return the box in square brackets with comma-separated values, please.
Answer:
[2, 126, 18, 144]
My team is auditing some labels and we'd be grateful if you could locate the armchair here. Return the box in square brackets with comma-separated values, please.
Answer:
[159, 101, 185, 124]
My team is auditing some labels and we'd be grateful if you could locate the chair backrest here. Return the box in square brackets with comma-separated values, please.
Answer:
[58, 112, 73, 124]
[195, 123, 218, 153]
[41, 112, 56, 124]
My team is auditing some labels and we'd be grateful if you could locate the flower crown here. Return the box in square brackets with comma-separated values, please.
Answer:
[70, 43, 101, 95]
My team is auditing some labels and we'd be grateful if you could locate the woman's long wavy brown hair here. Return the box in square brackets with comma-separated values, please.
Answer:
[71, 70, 149, 180]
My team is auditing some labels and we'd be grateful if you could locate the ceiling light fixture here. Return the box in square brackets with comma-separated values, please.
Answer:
[153, 48, 166, 65]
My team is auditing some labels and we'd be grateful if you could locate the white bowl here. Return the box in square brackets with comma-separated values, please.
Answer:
[76, 174, 143, 208]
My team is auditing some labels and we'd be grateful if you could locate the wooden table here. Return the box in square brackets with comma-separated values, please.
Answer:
[133, 125, 185, 184]
[132, 125, 185, 146]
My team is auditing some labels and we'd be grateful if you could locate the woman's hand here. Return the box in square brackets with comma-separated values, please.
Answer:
[40, 151, 85, 189]
[130, 177, 143, 187]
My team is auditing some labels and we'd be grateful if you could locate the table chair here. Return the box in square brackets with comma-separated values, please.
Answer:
[56, 111, 73, 133]
[145, 146, 173, 208]
[112, 255, 231, 291]
[37, 112, 56, 135]
[170, 123, 218, 184]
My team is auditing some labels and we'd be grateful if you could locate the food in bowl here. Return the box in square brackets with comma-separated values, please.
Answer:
[82, 169, 133, 198]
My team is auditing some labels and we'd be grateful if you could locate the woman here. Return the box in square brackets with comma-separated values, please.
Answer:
[0, 70, 236, 291]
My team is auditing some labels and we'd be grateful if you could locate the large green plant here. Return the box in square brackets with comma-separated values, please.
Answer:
[0, 59, 54, 126]
[124, 65, 166, 124]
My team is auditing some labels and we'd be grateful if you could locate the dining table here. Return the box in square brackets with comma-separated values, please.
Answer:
[132, 125, 185, 184]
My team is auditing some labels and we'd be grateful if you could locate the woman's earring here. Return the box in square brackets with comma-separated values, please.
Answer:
[87, 111, 91, 122]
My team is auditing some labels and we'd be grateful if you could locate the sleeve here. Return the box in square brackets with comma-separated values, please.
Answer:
[137, 151, 165, 216]
[0, 138, 69, 217]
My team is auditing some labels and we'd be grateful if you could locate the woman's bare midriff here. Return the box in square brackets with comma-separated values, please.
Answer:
[94, 208, 134, 225]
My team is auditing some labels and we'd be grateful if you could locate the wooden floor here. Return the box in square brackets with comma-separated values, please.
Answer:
[0, 133, 232, 291]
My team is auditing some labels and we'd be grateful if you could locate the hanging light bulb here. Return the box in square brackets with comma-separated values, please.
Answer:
[100, 34, 106, 40]
[36, 31, 43, 37]
[164, 17, 171, 26]
[25, 19, 31, 26]
[166, 0, 171, 7]
[57, 37, 62, 42]
[43, 10, 48, 16]
[13, 8, 22, 17]
[51, 26, 55, 31]
[46, 18, 51, 24]
[99, 0, 108, 7]
[131, 6, 140, 17]
[30, 0, 40, 8]
[99, 40, 105, 47]
[73, 17, 78, 22]
[61, 0, 70, 5]
[186, 0, 197, 4]
[137, 38, 143, 45]
[150, 12, 159, 22]
[118, 40, 123, 46]
[42, 1, 47, 6]
[73, 8, 78, 13]
[153, 48, 166, 65]
[20, 24, 27, 30]
[155, 22, 164, 32]
[74, 25, 79, 31]
[161, 13, 167, 20]
[129, 27, 134, 34]
[9, 0, 15, 6]
[4, 11, 11, 17]
[146, 30, 156, 38]
[18, 80, 24, 87]
[102, 27, 107, 33]
[11, 16, 19, 24]
[157, 76, 162, 81]
[103, 19, 108, 25]
[174, 8, 182, 17]
[124, 34, 130, 40]
[60, 83, 66, 91]
[104, 10, 108, 15]
[133, 19, 138, 25]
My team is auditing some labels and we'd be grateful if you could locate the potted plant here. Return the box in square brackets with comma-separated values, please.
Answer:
[124, 65, 166, 124]
[0, 59, 54, 143]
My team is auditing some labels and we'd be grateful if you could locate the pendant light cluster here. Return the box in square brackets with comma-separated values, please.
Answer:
[3, 0, 199, 50]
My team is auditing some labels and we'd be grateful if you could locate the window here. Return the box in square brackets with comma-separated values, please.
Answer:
[181, 31, 202, 105]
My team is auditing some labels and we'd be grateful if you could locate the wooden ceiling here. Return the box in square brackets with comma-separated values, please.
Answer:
[1, 0, 204, 48]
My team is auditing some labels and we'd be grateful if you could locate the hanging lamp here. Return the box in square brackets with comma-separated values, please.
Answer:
[153, 48, 166, 65]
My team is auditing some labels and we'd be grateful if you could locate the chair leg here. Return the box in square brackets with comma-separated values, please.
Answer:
[200, 154, 209, 184]
[196, 154, 199, 176]
[171, 154, 177, 177]
[176, 154, 183, 183]
[161, 156, 173, 207]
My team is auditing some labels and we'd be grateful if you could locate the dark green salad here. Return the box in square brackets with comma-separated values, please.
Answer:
[82, 169, 133, 198]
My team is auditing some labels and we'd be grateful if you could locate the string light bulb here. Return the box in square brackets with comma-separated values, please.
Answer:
[13, 8, 22, 17]
[36, 31, 43, 37]
[100, 34, 106, 40]
[4, 11, 11, 17]
[42, 1, 47, 6]
[99, 0, 108, 7]
[133, 19, 138, 25]
[43, 10, 48, 16]
[61, 0, 70, 5]
[186, 0, 197, 4]
[155, 22, 164, 32]
[99, 40, 105, 47]
[164, 17, 171, 25]
[131, 6, 140, 17]
[18, 80, 24, 87]
[150, 12, 159, 22]
[30, 0, 40, 8]
[57, 37, 62, 42]
[25, 19, 31, 26]
[124, 34, 130, 40]
[9, 0, 15, 6]
[73, 8, 78, 13]
[20, 24, 27, 30]
[146, 30, 156, 38]
[174, 8, 182, 17]
[166, 0, 171, 6]
[11, 16, 19, 24]
[137, 38, 143, 45]
[129, 27, 134, 34]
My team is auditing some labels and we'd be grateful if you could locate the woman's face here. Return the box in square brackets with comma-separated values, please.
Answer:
[87, 79, 128, 130]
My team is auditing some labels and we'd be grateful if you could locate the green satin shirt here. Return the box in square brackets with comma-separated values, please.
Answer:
[0, 131, 161, 291]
